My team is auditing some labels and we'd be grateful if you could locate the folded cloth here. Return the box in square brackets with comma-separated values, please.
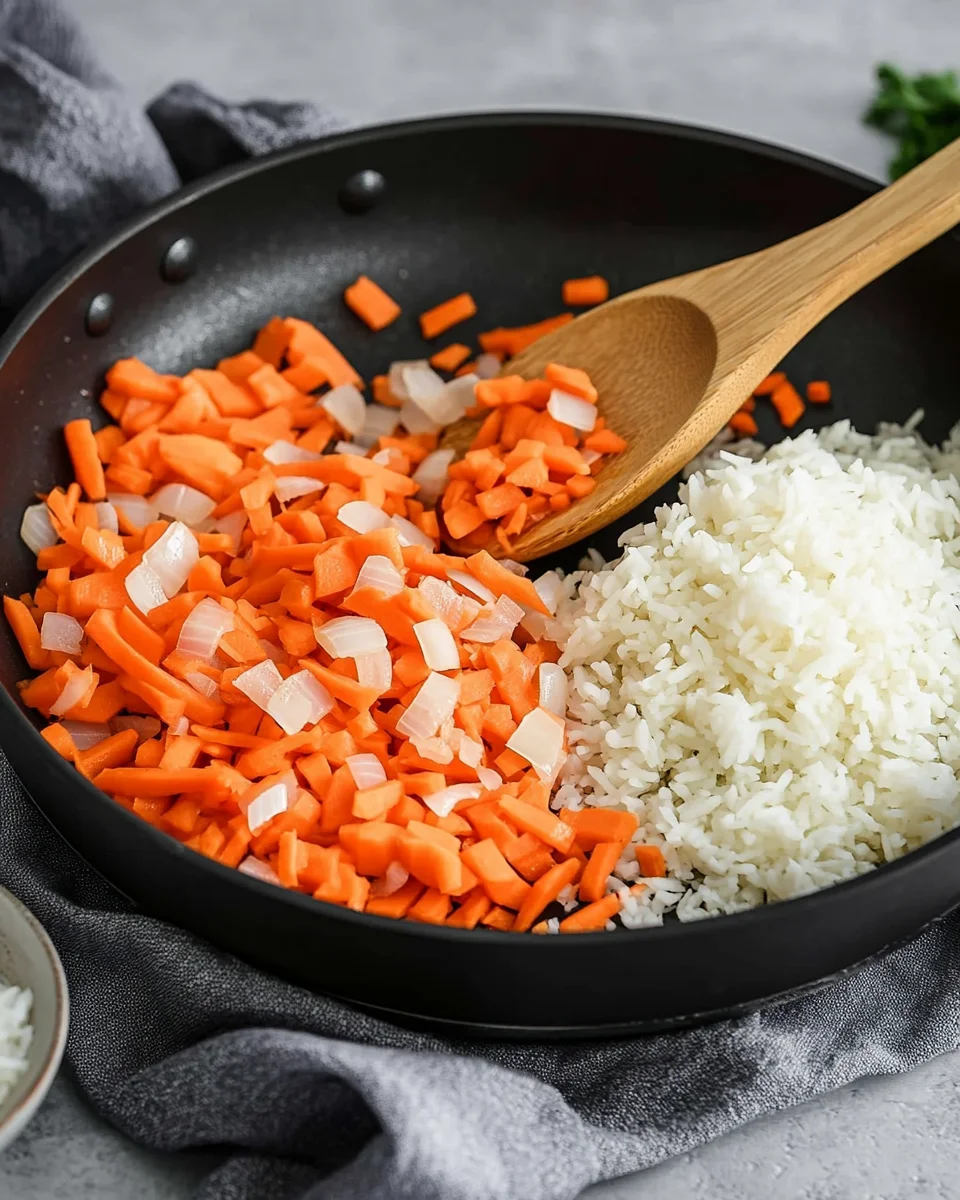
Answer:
[2, 3, 960, 1199]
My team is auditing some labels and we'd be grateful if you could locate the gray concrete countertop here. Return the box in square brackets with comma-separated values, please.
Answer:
[2, 1, 959, 1196]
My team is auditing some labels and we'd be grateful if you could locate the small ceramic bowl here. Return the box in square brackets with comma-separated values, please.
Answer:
[0, 885, 68, 1150]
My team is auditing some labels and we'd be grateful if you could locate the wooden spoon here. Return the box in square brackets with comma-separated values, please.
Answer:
[442, 137, 960, 562]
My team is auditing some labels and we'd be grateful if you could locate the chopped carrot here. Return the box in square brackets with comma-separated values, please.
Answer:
[5, 310, 645, 935]
[635, 844, 666, 877]
[477, 314, 573, 357]
[578, 841, 623, 903]
[771, 380, 805, 428]
[560, 276, 609, 307]
[559, 891, 622, 932]
[419, 293, 477, 340]
[560, 807, 639, 848]
[64, 419, 107, 501]
[446, 888, 493, 929]
[753, 371, 786, 396]
[728, 411, 758, 437]
[344, 276, 401, 331]
[807, 380, 832, 403]
[514, 857, 579, 932]
[460, 838, 530, 909]
[429, 344, 472, 372]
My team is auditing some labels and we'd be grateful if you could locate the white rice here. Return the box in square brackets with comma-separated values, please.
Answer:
[0, 983, 32, 1105]
[556, 414, 960, 923]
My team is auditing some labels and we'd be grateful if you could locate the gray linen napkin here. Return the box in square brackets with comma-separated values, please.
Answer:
[1, 3, 959, 1198]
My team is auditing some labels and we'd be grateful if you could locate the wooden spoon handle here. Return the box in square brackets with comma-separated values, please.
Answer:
[672, 136, 960, 362]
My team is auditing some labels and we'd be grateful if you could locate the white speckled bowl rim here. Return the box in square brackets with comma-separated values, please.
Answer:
[0, 885, 68, 1150]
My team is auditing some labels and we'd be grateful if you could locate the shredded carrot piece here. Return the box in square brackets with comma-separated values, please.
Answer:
[5, 308, 641, 933]
[560, 276, 609, 307]
[807, 380, 832, 403]
[771, 380, 806, 428]
[419, 293, 477, 340]
[344, 276, 401, 331]
[429, 343, 472, 373]
[728, 411, 758, 437]
[753, 372, 786, 396]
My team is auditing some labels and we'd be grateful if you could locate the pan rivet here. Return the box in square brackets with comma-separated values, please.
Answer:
[85, 293, 114, 336]
[161, 236, 198, 283]
[338, 170, 386, 214]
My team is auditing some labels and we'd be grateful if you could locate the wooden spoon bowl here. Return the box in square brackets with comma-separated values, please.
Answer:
[443, 136, 960, 562]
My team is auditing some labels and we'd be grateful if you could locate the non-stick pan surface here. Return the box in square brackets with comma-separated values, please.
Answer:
[1, 114, 959, 1034]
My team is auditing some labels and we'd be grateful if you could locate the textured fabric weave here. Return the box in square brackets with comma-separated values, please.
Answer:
[1, 3, 958, 1198]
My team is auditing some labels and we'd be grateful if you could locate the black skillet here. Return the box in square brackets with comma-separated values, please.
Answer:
[1, 113, 959, 1035]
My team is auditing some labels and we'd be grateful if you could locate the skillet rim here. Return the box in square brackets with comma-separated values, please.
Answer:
[0, 108, 956, 955]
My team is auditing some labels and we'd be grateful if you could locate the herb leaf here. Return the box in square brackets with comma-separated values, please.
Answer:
[865, 63, 960, 179]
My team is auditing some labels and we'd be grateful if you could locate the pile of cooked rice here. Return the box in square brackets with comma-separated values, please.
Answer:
[554, 414, 960, 923]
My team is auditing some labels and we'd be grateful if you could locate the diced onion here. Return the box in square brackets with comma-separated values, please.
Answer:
[353, 404, 399, 448]
[215, 510, 248, 551]
[417, 576, 463, 629]
[40, 612, 83, 655]
[390, 514, 434, 548]
[533, 570, 563, 615]
[410, 735, 453, 764]
[457, 736, 484, 769]
[475, 353, 501, 379]
[50, 669, 93, 717]
[234, 658, 283, 711]
[274, 476, 324, 504]
[403, 366, 472, 426]
[124, 561, 168, 614]
[538, 663, 568, 717]
[266, 669, 334, 735]
[423, 783, 483, 818]
[355, 649, 393, 693]
[263, 441, 322, 465]
[177, 597, 234, 660]
[143, 521, 199, 598]
[412, 448, 456, 505]
[113, 715, 162, 742]
[547, 388, 598, 432]
[346, 753, 387, 790]
[108, 493, 159, 530]
[238, 857, 282, 885]
[371, 861, 409, 897]
[335, 441, 366, 456]
[20, 504, 58, 555]
[169, 716, 190, 736]
[447, 568, 496, 604]
[185, 671, 220, 699]
[388, 360, 427, 403]
[246, 785, 288, 833]
[477, 766, 502, 791]
[353, 555, 404, 598]
[259, 639, 286, 664]
[400, 362, 445, 406]
[581, 448, 602, 467]
[399, 398, 442, 436]
[315, 616, 387, 659]
[396, 672, 459, 739]
[499, 559, 528, 576]
[371, 449, 395, 467]
[433, 373, 478, 422]
[152, 483, 216, 527]
[506, 707, 565, 781]
[322, 383, 367, 435]
[414, 618, 460, 672]
[94, 502, 119, 534]
[460, 594, 524, 643]
[61, 721, 111, 751]
[338, 500, 391, 534]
